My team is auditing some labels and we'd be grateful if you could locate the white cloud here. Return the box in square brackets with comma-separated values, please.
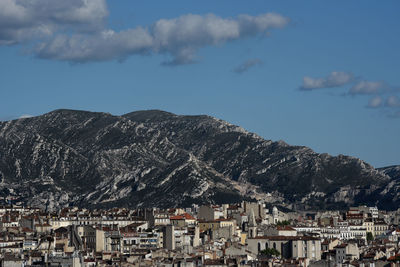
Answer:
[365, 95, 400, 118]
[300, 70, 400, 117]
[36, 28, 154, 62]
[366, 96, 383, 108]
[386, 95, 400, 107]
[0, 0, 108, 45]
[0, 2, 289, 65]
[300, 71, 354, 90]
[233, 58, 263, 73]
[349, 80, 387, 95]
[35, 12, 289, 65]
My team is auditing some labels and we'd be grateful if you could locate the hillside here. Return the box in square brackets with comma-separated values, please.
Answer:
[0, 109, 395, 210]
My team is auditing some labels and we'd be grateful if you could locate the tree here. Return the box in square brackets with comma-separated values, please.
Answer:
[260, 248, 280, 257]
[276, 220, 290, 226]
[366, 232, 374, 242]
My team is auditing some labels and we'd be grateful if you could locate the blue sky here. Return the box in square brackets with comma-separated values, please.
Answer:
[0, 0, 399, 167]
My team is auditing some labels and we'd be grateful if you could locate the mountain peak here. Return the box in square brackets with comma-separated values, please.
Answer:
[123, 109, 177, 122]
[45, 109, 113, 118]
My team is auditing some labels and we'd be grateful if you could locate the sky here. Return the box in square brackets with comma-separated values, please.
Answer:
[0, 0, 399, 168]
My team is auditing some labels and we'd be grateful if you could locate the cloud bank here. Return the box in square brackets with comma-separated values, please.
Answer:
[367, 96, 383, 108]
[0, 1, 289, 65]
[300, 71, 400, 117]
[0, 0, 108, 45]
[386, 95, 400, 108]
[349, 81, 388, 95]
[37, 13, 289, 65]
[300, 71, 354, 90]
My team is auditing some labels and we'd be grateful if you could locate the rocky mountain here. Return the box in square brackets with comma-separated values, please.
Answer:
[374, 165, 400, 208]
[378, 165, 400, 180]
[0, 109, 396, 210]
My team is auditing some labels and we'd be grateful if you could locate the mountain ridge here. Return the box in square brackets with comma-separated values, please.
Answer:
[0, 109, 396, 210]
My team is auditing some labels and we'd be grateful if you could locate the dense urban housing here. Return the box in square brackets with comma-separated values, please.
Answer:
[0, 202, 400, 266]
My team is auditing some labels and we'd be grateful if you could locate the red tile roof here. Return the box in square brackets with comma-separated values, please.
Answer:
[170, 213, 195, 220]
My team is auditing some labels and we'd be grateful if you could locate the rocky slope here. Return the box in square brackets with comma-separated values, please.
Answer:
[378, 165, 400, 180]
[375, 165, 400, 208]
[0, 109, 396, 210]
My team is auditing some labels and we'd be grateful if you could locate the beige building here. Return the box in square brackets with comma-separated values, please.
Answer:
[170, 213, 196, 227]
[334, 243, 359, 263]
[198, 205, 225, 221]
[92, 229, 104, 252]
[243, 202, 266, 219]
[76, 225, 105, 252]
[321, 239, 340, 252]
[264, 226, 297, 237]
[247, 236, 321, 261]
[363, 218, 374, 236]
[374, 220, 388, 237]
[199, 219, 235, 234]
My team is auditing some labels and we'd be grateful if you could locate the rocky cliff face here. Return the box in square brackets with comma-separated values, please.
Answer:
[0, 109, 396, 210]
[375, 165, 400, 207]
